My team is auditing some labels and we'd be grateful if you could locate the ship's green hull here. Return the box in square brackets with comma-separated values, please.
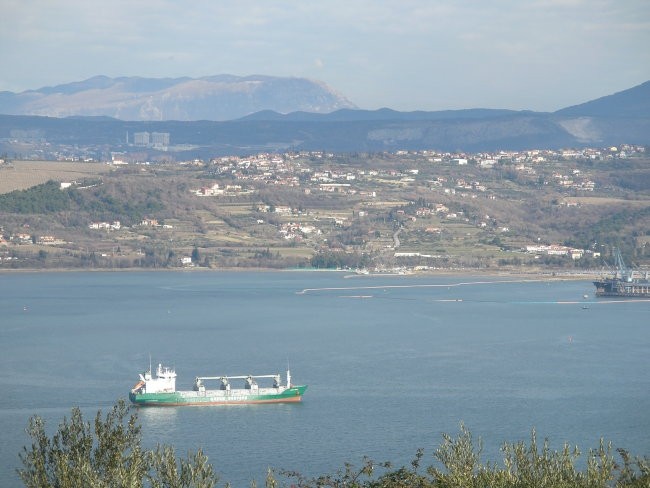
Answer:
[129, 385, 307, 406]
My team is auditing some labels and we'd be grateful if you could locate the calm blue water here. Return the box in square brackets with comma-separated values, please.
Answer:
[1, 271, 648, 486]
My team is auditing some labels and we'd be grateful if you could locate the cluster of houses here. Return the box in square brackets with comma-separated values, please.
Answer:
[208, 153, 307, 187]
[460, 144, 643, 165]
[88, 219, 172, 230]
[456, 179, 487, 192]
[204, 144, 642, 182]
[179, 144, 650, 209]
[139, 218, 167, 228]
[89, 221, 121, 230]
[193, 183, 245, 196]
[279, 222, 321, 240]
[9, 233, 31, 244]
[36, 235, 65, 245]
[550, 170, 596, 191]
[0, 232, 65, 245]
[524, 244, 600, 260]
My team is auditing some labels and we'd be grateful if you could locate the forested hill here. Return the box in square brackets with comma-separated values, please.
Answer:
[0, 180, 163, 226]
[0, 181, 71, 213]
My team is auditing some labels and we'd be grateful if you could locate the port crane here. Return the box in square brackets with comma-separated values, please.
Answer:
[611, 247, 648, 282]
[612, 247, 632, 282]
[593, 246, 650, 298]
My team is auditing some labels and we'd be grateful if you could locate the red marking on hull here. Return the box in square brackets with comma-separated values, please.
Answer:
[133, 396, 303, 407]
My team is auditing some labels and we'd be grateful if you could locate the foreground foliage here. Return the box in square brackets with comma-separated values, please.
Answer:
[19, 404, 649, 487]
[278, 425, 649, 488]
[18, 400, 217, 488]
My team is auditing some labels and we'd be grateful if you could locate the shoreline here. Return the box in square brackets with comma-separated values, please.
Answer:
[0, 266, 604, 281]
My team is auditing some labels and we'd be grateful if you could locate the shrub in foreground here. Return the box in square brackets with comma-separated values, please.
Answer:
[18, 402, 649, 487]
[18, 400, 217, 488]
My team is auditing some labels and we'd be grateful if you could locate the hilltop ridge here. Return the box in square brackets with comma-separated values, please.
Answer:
[555, 80, 650, 118]
[0, 79, 649, 157]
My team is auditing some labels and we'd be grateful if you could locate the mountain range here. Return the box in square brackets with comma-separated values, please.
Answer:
[0, 75, 357, 121]
[0, 77, 648, 156]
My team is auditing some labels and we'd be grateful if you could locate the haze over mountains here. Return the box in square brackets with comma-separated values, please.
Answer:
[0, 76, 648, 156]
[0, 75, 357, 121]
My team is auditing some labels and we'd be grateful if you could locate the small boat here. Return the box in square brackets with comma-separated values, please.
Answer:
[129, 363, 307, 406]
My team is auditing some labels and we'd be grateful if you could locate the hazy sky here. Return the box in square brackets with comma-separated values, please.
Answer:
[2, 0, 649, 112]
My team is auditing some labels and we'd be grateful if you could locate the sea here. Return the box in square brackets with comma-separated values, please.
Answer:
[0, 270, 648, 486]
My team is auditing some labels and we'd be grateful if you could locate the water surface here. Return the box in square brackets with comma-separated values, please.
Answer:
[1, 271, 648, 486]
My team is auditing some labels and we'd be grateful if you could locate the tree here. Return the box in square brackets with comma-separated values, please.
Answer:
[192, 246, 200, 263]
[18, 407, 650, 488]
[18, 399, 218, 488]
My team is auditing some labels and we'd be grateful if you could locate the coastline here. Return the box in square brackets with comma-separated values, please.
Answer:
[0, 265, 604, 281]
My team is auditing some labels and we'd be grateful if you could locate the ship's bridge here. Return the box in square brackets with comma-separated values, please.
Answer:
[138, 364, 177, 393]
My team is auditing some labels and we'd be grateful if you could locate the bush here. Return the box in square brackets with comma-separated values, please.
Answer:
[18, 400, 218, 488]
[18, 404, 650, 487]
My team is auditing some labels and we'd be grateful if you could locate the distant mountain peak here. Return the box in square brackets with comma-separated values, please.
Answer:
[0, 75, 357, 121]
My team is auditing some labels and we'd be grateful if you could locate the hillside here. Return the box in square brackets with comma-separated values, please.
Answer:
[555, 80, 650, 118]
[0, 151, 648, 272]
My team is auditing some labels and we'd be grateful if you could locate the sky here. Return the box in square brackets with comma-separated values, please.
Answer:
[1, 0, 649, 112]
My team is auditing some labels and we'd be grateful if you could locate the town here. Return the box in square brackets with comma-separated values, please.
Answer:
[0, 143, 648, 273]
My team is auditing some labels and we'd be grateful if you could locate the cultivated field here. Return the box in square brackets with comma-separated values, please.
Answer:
[0, 161, 112, 194]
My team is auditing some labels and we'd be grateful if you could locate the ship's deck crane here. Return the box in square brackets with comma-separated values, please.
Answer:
[613, 247, 632, 282]
[193, 373, 283, 391]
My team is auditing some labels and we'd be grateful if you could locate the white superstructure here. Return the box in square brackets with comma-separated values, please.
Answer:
[137, 364, 177, 393]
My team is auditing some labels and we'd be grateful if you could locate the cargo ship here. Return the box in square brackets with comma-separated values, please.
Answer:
[593, 248, 650, 298]
[129, 363, 307, 406]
